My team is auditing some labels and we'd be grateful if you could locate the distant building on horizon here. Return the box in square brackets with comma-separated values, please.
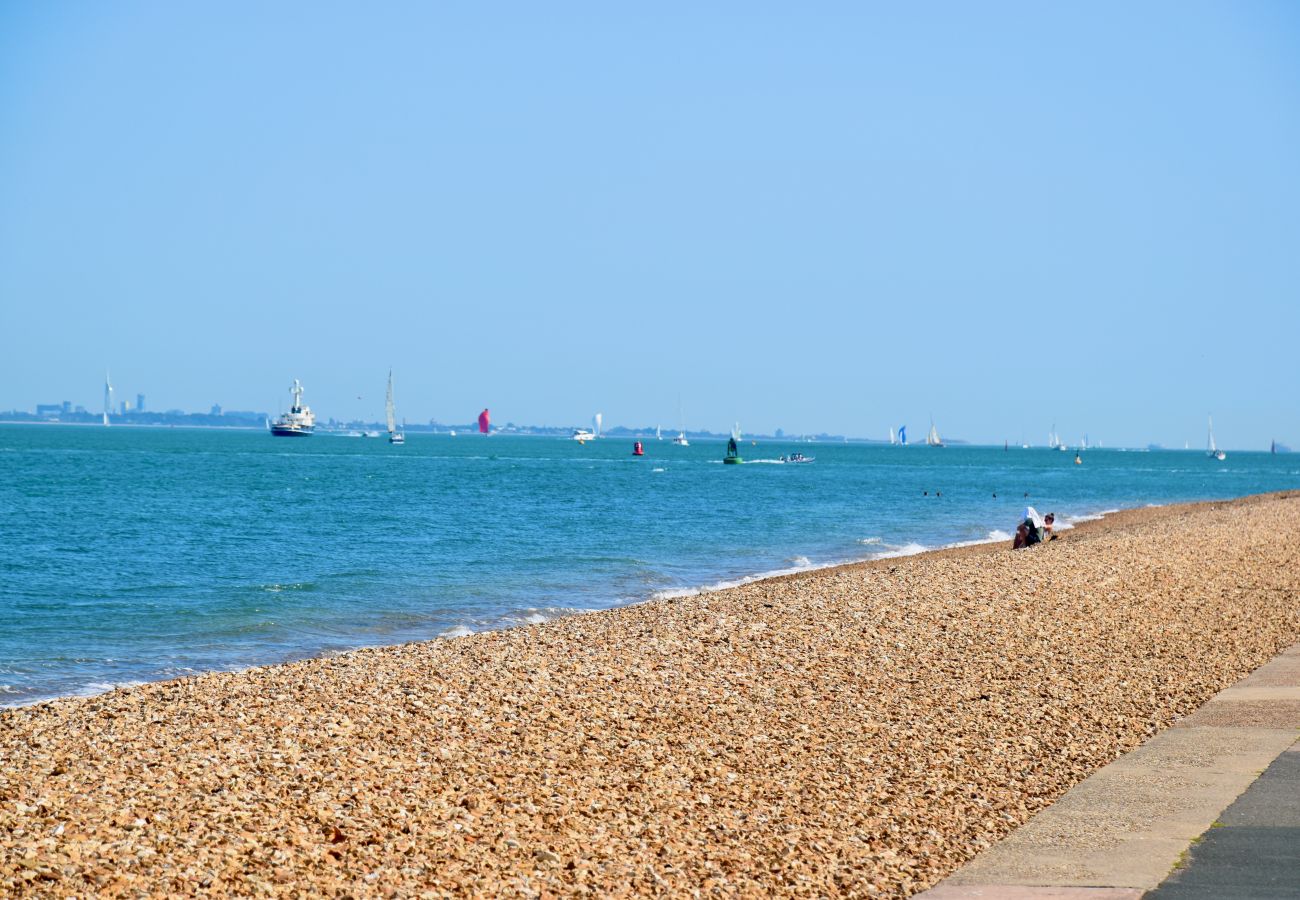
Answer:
[136, 393, 145, 412]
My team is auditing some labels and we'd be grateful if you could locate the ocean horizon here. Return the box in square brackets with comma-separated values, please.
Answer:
[2, 423, 1296, 707]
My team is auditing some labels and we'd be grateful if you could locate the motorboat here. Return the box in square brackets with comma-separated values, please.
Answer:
[269, 380, 316, 436]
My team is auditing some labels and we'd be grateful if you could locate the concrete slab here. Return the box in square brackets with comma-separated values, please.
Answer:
[934, 726, 1297, 890]
[918, 640, 1300, 898]
[1174, 699, 1300, 729]
[919, 886, 1143, 899]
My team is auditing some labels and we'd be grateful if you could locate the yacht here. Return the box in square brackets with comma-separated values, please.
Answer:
[268, 380, 316, 437]
[1207, 416, 1226, 461]
[572, 428, 596, 442]
[385, 370, 405, 445]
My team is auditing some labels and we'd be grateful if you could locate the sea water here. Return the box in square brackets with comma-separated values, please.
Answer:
[2, 425, 1296, 706]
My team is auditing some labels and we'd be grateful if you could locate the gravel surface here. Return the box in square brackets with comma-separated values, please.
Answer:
[3, 492, 1298, 898]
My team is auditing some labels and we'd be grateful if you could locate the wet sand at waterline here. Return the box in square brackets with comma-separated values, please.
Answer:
[3, 493, 1298, 897]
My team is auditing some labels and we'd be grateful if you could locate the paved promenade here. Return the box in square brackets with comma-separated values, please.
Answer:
[920, 641, 1300, 900]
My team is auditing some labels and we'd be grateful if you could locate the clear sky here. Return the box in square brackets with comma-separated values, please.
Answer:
[2, 2, 1297, 448]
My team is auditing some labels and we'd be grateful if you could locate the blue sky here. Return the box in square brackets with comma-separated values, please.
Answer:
[2, 2, 1297, 447]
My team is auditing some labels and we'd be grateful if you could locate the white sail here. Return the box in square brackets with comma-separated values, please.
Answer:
[102, 371, 113, 427]
[1206, 416, 1224, 459]
[593, 412, 602, 438]
[656, 424, 662, 440]
[385, 370, 397, 434]
[889, 427, 896, 445]
[926, 417, 942, 446]
[731, 422, 741, 441]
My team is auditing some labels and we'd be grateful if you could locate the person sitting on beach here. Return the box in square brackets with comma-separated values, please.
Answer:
[1012, 508, 1057, 549]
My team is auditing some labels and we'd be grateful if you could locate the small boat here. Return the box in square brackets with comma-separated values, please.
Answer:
[925, 418, 943, 447]
[1047, 423, 1063, 450]
[781, 452, 814, 464]
[632, 441, 644, 456]
[673, 397, 690, 446]
[269, 380, 316, 436]
[385, 370, 405, 445]
[1207, 416, 1226, 460]
[102, 372, 113, 427]
[362, 430, 381, 438]
[572, 428, 596, 443]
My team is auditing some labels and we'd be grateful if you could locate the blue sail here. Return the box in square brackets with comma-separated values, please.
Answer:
[899, 425, 907, 445]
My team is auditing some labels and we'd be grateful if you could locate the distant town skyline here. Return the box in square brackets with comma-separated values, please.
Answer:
[1, 377, 1289, 451]
[2, 4, 1298, 448]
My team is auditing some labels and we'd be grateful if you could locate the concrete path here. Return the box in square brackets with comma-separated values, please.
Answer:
[919, 641, 1300, 900]
[1145, 739, 1300, 899]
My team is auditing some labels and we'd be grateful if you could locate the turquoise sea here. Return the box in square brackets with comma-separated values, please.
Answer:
[2, 424, 1296, 706]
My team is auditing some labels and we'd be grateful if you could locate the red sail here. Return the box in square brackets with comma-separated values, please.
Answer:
[478, 409, 490, 434]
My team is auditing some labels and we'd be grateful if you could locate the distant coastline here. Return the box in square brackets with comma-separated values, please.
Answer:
[0, 415, 952, 444]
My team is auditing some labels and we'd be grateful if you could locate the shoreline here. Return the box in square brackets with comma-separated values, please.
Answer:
[3, 491, 1298, 896]
[5, 497, 1171, 710]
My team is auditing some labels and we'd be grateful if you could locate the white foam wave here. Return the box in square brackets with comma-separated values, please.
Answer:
[82, 680, 147, 696]
[857, 537, 883, 545]
[438, 625, 475, 639]
[986, 529, 1012, 541]
[873, 542, 929, 559]
[651, 558, 841, 601]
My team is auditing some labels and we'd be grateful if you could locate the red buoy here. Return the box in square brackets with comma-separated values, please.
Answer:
[632, 441, 644, 456]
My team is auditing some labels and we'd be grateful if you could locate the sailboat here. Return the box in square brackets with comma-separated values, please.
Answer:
[1048, 423, 1068, 451]
[889, 427, 897, 445]
[925, 417, 943, 447]
[593, 412, 602, 439]
[898, 425, 907, 446]
[102, 371, 113, 427]
[656, 424, 662, 441]
[672, 397, 689, 446]
[1207, 416, 1226, 460]
[386, 370, 405, 445]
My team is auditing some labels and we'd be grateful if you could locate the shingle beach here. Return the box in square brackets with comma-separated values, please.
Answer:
[3, 493, 1298, 898]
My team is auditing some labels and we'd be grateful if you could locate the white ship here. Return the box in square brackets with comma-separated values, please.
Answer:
[268, 379, 316, 437]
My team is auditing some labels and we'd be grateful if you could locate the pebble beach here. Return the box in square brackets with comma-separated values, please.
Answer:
[3, 492, 1298, 898]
